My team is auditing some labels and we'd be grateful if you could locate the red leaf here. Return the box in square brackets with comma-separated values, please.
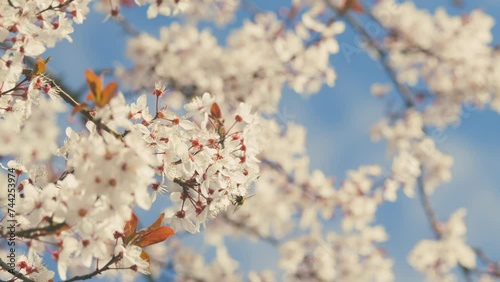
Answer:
[136, 226, 175, 247]
[343, 0, 363, 13]
[210, 103, 222, 119]
[124, 212, 139, 240]
[85, 69, 102, 102]
[84, 69, 118, 108]
[144, 213, 165, 233]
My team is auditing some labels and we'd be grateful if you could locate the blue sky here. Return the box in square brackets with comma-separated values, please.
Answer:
[43, 0, 500, 280]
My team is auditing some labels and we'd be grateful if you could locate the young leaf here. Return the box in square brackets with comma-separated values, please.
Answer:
[84, 69, 118, 108]
[210, 102, 222, 119]
[32, 57, 51, 76]
[136, 226, 175, 247]
[124, 212, 139, 242]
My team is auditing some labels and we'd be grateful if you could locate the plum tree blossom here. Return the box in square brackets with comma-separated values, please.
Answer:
[1, 0, 499, 281]
[409, 209, 476, 282]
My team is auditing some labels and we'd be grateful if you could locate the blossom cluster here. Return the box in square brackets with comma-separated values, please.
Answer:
[372, 109, 453, 197]
[373, 0, 499, 127]
[1, 0, 499, 281]
[129, 92, 261, 233]
[0, 85, 260, 280]
[118, 8, 344, 114]
[279, 227, 393, 282]
[95, 0, 239, 24]
[409, 209, 476, 282]
[0, 0, 90, 91]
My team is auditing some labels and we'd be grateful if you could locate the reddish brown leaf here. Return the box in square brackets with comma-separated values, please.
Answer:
[84, 69, 118, 108]
[124, 212, 139, 240]
[136, 226, 175, 247]
[144, 213, 165, 233]
[210, 102, 222, 119]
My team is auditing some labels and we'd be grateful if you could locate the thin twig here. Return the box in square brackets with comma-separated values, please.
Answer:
[37, 0, 76, 15]
[416, 169, 440, 239]
[63, 254, 123, 282]
[115, 17, 140, 37]
[0, 78, 29, 95]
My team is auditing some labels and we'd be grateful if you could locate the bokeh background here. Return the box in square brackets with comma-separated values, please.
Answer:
[44, 0, 500, 280]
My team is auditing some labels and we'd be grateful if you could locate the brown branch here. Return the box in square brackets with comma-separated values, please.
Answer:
[37, 0, 76, 15]
[62, 254, 123, 282]
[325, 1, 414, 107]
[474, 248, 500, 277]
[115, 17, 140, 37]
[416, 169, 440, 239]
[13, 222, 68, 239]
[0, 78, 29, 95]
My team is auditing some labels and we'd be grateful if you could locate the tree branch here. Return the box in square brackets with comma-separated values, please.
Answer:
[12, 222, 68, 239]
[416, 169, 440, 239]
[326, 2, 414, 107]
[37, 0, 76, 15]
[62, 254, 122, 282]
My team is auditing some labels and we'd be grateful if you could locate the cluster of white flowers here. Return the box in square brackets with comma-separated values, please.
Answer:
[94, 0, 188, 18]
[95, 0, 239, 24]
[279, 227, 393, 281]
[5, 116, 157, 279]
[409, 209, 476, 282]
[0, 86, 260, 280]
[0, 252, 54, 281]
[128, 91, 261, 233]
[0, 0, 90, 90]
[118, 8, 344, 114]
[1, 0, 498, 281]
[372, 109, 453, 198]
[178, 0, 241, 25]
[373, 0, 499, 128]
[0, 96, 64, 163]
[169, 239, 242, 281]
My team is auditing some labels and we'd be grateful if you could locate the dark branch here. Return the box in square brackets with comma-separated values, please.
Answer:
[37, 0, 76, 15]
[13, 222, 68, 239]
[63, 254, 123, 282]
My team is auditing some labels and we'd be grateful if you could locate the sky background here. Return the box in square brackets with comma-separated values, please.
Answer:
[43, 0, 500, 281]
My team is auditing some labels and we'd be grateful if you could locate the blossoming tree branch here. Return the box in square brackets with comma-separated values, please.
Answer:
[0, 0, 499, 281]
